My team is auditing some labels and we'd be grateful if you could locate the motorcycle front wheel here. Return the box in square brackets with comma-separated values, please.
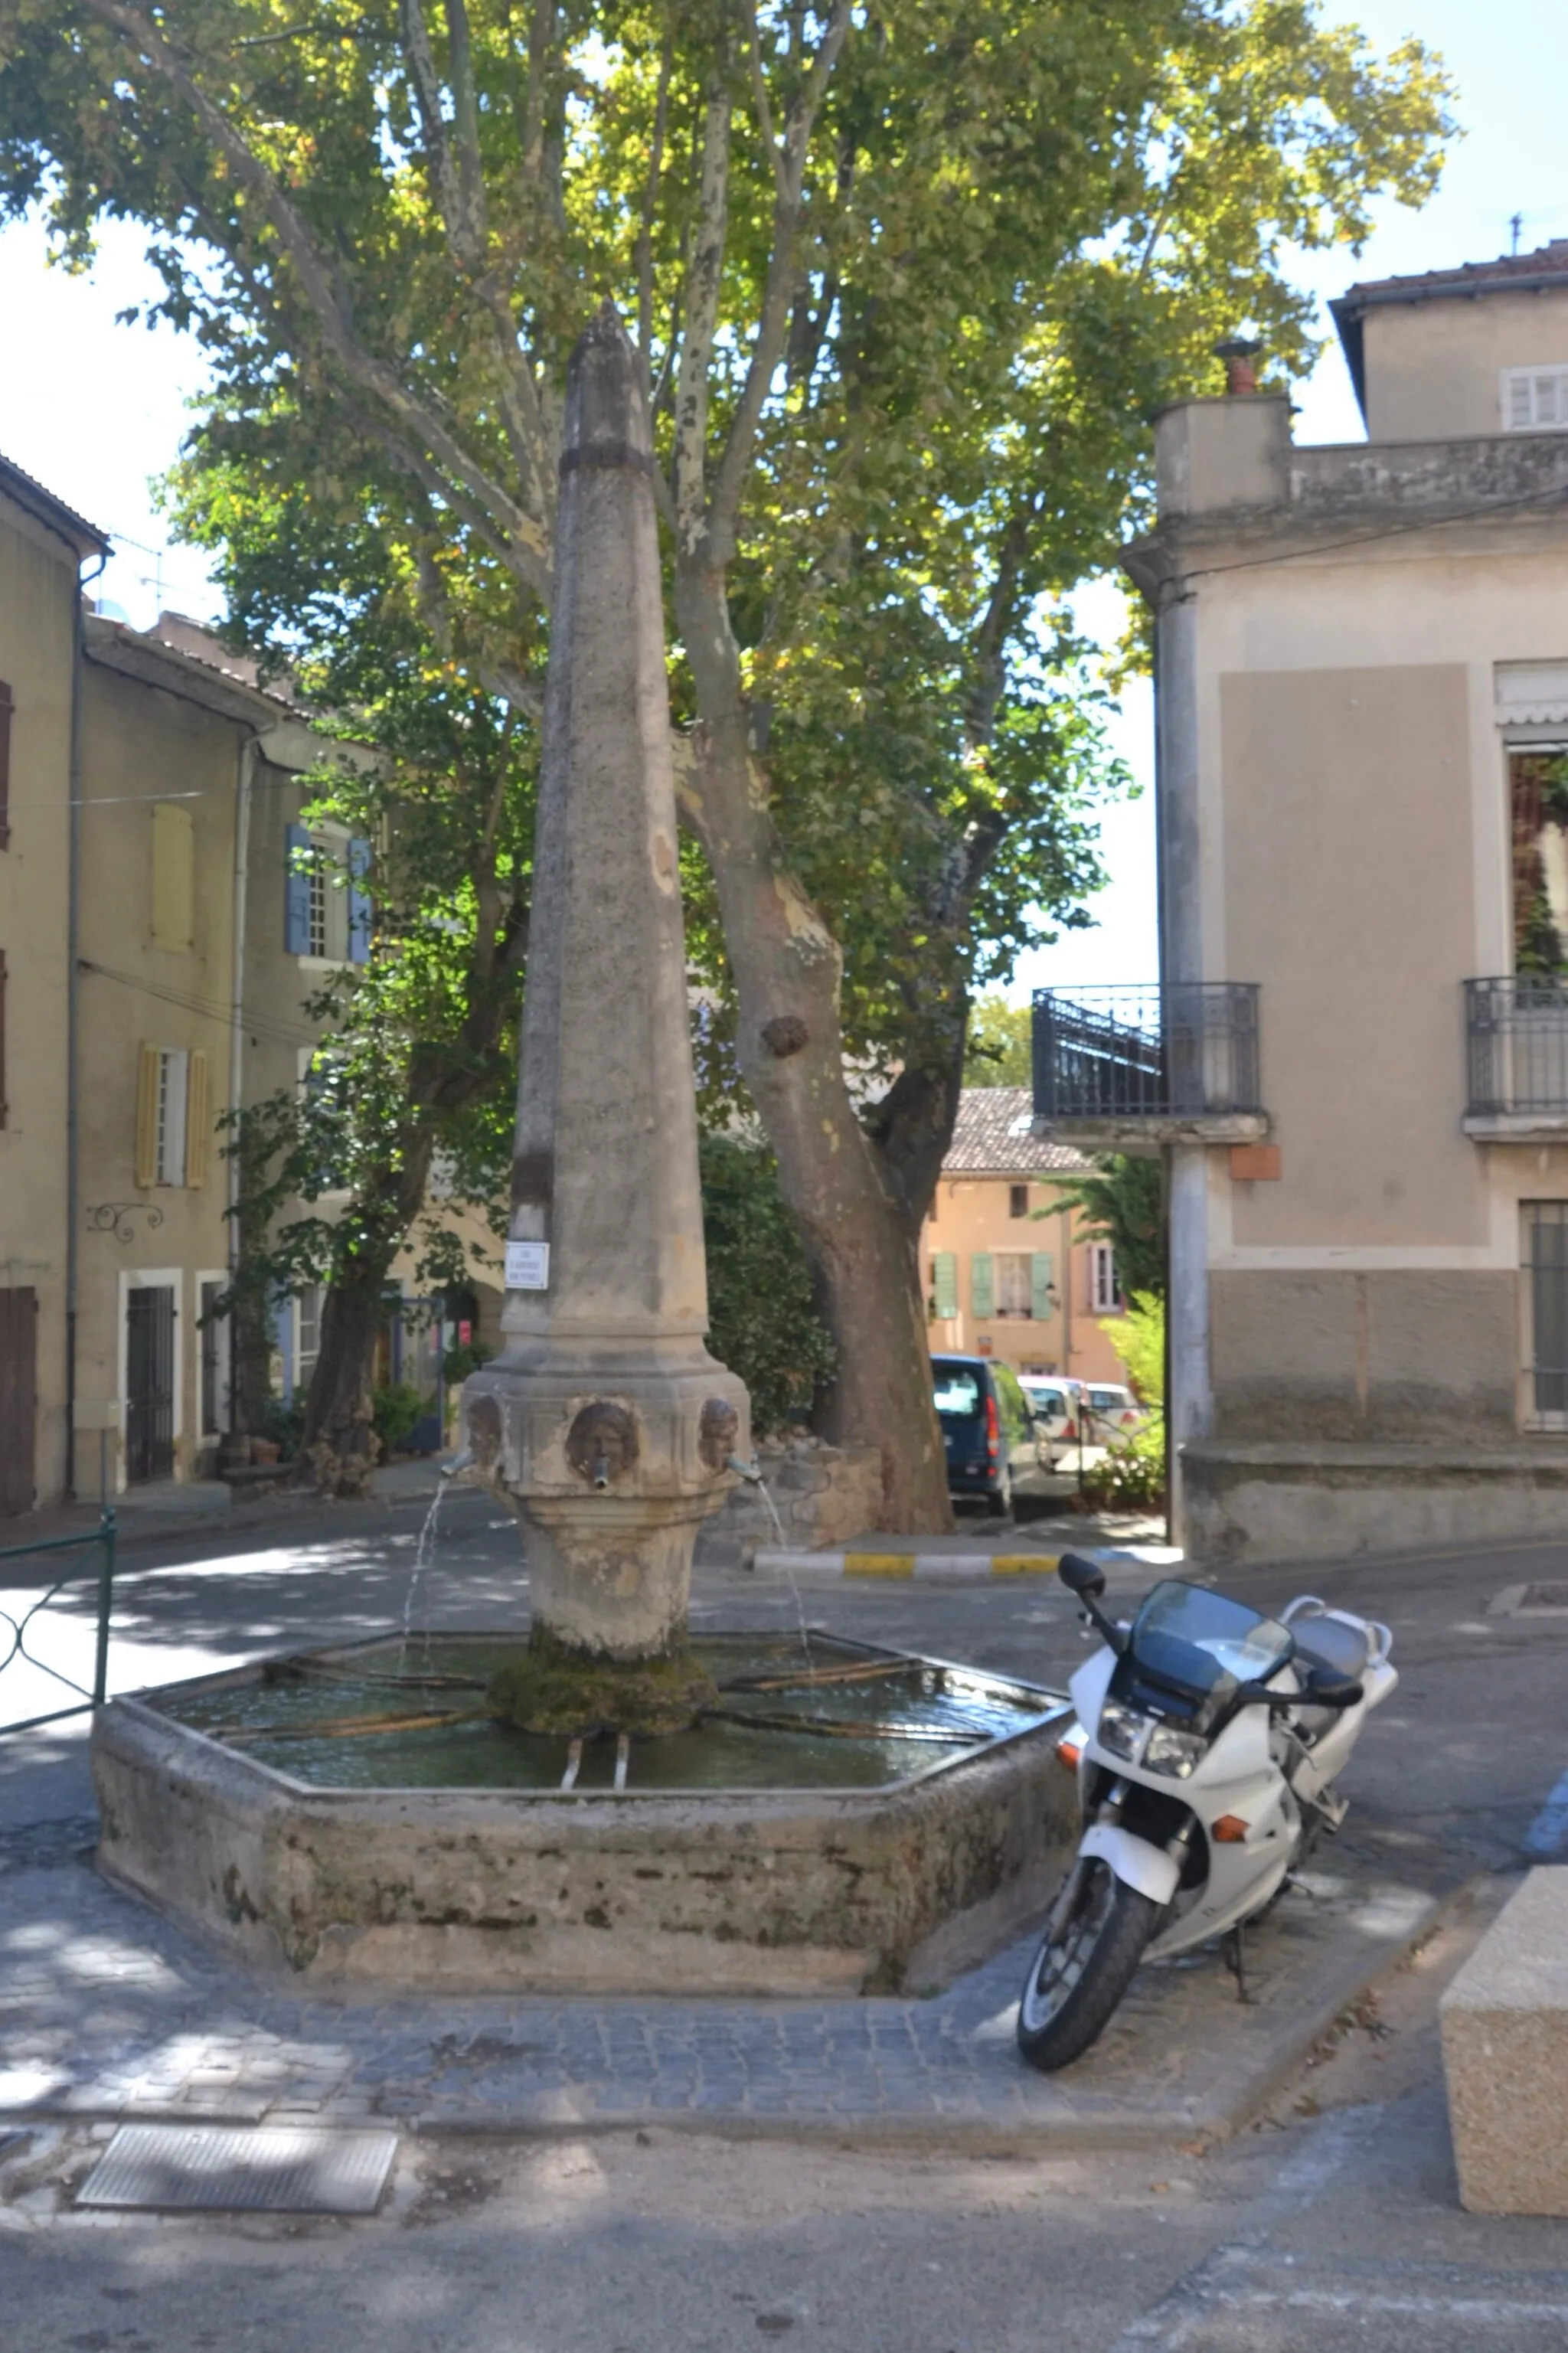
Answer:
[1015, 1858, 1159, 2073]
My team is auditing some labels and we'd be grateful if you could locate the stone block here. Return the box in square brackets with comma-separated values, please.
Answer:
[1440, 1868, 1568, 2215]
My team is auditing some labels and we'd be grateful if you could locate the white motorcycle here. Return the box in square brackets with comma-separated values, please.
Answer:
[1016, 1553, 1397, 2072]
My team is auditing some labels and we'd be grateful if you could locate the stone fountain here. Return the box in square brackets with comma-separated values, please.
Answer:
[89, 309, 1075, 1998]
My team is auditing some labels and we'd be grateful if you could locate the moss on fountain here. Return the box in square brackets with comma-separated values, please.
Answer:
[487, 1629, 720, 1737]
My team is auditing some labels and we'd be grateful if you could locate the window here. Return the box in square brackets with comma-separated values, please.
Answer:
[1008, 1183, 1028, 1218]
[135, 1045, 208, 1188]
[1524, 1203, 1568, 1427]
[1511, 750, 1568, 971]
[151, 802, 194, 950]
[0, 678, 11, 849]
[296, 1282, 324, 1395]
[932, 1365, 982, 1417]
[1089, 1241, 1122, 1315]
[199, 1276, 228, 1437]
[286, 822, 372, 964]
[996, 1252, 1033, 1317]
[1503, 366, 1568, 434]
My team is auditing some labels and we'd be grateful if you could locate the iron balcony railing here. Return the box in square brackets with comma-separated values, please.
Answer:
[1466, 976, 1568, 1116]
[1033, 983, 1263, 1123]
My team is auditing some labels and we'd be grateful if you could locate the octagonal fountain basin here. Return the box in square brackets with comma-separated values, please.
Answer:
[92, 1632, 1076, 1998]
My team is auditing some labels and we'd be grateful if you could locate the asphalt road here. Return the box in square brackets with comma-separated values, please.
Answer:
[4, 1490, 1568, 2347]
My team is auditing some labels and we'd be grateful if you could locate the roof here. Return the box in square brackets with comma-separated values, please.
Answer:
[942, 1089, 1092, 1178]
[1331, 239, 1568, 421]
[0, 451, 111, 561]
[84, 613, 302, 730]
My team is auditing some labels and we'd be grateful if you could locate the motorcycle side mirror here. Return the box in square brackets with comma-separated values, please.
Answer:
[1302, 1665, 1364, 1711]
[1057, 1553, 1106, 1603]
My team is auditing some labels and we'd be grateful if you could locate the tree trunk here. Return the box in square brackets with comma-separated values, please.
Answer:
[677, 560, 953, 1534]
[295, 1250, 391, 1498]
[295, 1130, 436, 1499]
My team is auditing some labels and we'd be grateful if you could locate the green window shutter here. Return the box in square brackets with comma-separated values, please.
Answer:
[971, 1252, 994, 1319]
[1031, 1251, 1054, 1321]
[932, 1252, 958, 1320]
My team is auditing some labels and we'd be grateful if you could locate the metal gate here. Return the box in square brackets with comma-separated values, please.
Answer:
[0, 1286, 37, 1518]
[126, 1286, 175, 1482]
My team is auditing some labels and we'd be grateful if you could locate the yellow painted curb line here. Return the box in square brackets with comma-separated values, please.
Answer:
[841, 1555, 916, 1577]
[838, 1552, 1063, 1578]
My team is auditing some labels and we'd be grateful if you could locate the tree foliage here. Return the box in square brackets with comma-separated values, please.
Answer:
[0, 0, 1454, 1518]
[699, 1132, 835, 1435]
[1053, 1154, 1167, 1302]
[963, 992, 1034, 1090]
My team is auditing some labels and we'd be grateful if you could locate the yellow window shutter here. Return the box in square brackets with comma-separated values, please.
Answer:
[135, 1044, 160, 1188]
[152, 803, 194, 951]
[185, 1050, 209, 1188]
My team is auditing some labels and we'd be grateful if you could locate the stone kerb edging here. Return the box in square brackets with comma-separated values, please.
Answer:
[750, 1545, 1182, 1581]
[1441, 1864, 1568, 2216]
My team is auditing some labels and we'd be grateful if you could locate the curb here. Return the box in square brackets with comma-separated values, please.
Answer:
[751, 1544, 1182, 1580]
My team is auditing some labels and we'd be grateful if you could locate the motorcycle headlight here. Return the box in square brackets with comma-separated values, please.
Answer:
[1097, 1701, 1150, 1763]
[1143, 1721, 1205, 1779]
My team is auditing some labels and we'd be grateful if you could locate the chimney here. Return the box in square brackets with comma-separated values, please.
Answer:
[1214, 336, 1262, 397]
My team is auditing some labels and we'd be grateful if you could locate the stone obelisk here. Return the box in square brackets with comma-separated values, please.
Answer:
[462, 303, 749, 1733]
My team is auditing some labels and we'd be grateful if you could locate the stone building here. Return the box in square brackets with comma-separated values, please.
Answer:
[923, 1087, 1134, 1390]
[1034, 240, 1568, 1564]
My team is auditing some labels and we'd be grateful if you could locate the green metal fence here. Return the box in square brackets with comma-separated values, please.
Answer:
[0, 1514, 116, 1736]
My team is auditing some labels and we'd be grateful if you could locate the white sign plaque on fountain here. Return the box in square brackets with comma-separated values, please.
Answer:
[505, 1240, 550, 1290]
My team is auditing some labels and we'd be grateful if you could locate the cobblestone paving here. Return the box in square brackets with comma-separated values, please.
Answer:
[0, 1819, 1454, 2149]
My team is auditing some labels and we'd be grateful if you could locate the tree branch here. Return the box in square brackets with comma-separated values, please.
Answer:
[707, 0, 853, 549]
[636, 41, 674, 367]
[83, 0, 552, 598]
[671, 80, 733, 557]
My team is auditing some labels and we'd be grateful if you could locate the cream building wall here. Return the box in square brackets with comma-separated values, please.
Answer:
[0, 470, 98, 1511]
[1116, 247, 1568, 1562]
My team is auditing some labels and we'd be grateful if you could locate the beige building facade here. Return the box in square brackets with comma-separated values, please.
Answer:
[923, 1090, 1133, 1390]
[0, 452, 359, 1514]
[1034, 239, 1568, 1564]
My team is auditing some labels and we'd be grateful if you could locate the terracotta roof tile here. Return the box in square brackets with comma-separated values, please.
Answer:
[942, 1088, 1093, 1177]
[1338, 238, 1568, 308]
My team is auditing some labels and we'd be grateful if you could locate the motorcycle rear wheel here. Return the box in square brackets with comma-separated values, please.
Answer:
[1016, 1858, 1159, 2073]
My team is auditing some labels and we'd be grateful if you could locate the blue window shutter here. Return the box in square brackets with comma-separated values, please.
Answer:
[1031, 1251, 1054, 1322]
[285, 822, 312, 956]
[348, 837, 373, 965]
[971, 1252, 994, 1319]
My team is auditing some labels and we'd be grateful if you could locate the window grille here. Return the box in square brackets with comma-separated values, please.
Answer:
[995, 1253, 1033, 1317]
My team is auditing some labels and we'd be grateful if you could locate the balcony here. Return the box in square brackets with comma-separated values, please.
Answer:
[1032, 983, 1267, 1148]
[1465, 977, 1568, 1139]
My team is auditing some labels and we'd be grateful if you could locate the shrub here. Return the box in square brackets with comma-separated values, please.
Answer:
[1078, 1417, 1166, 1511]
[700, 1132, 835, 1437]
[372, 1381, 423, 1452]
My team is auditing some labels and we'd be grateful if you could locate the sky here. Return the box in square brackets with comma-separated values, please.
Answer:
[1, 0, 1564, 997]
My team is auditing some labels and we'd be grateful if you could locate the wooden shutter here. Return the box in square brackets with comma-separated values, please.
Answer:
[1031, 1251, 1054, 1322]
[285, 822, 313, 955]
[347, 836, 373, 964]
[0, 678, 11, 850]
[932, 1251, 958, 1320]
[970, 1251, 994, 1319]
[135, 1044, 161, 1188]
[184, 1050, 209, 1187]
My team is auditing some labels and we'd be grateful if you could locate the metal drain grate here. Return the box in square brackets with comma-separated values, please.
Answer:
[78, 2126, 397, 2214]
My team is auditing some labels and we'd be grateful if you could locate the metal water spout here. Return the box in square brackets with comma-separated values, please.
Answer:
[440, 1446, 475, 1482]
[726, 1453, 763, 1484]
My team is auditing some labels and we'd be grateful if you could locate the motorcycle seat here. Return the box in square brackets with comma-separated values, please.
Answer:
[1291, 1615, 1370, 1684]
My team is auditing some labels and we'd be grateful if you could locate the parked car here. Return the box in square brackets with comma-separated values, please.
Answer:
[1080, 1382, 1147, 1440]
[1020, 1376, 1087, 1466]
[931, 1355, 1053, 1517]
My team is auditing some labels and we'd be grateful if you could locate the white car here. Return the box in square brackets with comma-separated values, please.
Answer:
[1080, 1383, 1147, 1439]
[1020, 1377, 1087, 1466]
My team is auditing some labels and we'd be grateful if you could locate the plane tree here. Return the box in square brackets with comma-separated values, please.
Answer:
[0, 0, 1451, 1522]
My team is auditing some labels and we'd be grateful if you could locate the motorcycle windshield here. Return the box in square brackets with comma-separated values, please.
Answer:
[1126, 1580, 1295, 1713]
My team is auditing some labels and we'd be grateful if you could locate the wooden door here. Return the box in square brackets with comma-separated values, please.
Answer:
[126, 1286, 175, 1483]
[0, 1286, 36, 1517]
